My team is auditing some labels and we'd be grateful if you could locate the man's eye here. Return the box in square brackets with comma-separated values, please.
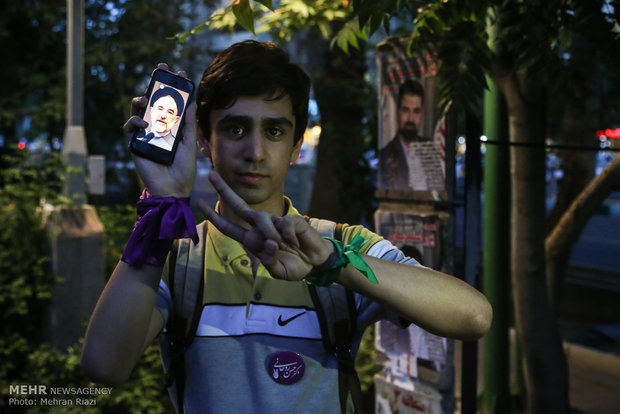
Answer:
[266, 127, 283, 138]
[229, 126, 244, 136]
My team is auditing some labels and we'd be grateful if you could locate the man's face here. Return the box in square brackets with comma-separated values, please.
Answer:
[150, 95, 179, 135]
[397, 94, 423, 142]
[202, 94, 302, 213]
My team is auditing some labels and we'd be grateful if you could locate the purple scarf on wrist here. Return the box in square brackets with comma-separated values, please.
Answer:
[121, 189, 198, 267]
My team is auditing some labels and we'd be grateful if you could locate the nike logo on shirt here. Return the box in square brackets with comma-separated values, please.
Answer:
[277, 311, 307, 326]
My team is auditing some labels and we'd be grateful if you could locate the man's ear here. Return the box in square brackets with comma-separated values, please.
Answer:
[197, 125, 211, 158]
[289, 137, 304, 164]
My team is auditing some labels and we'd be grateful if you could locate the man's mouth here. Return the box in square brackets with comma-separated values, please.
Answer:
[237, 172, 267, 185]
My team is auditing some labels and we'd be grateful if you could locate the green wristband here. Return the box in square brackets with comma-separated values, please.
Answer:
[343, 234, 379, 284]
[305, 235, 378, 286]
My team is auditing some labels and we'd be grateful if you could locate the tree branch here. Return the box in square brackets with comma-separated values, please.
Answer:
[546, 152, 620, 261]
[545, 151, 620, 312]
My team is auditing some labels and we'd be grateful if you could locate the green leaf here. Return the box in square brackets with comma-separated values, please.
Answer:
[256, 0, 274, 10]
[175, 22, 208, 43]
[232, 0, 256, 34]
[349, 29, 360, 49]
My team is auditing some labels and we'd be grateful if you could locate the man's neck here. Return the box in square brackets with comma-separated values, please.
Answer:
[399, 132, 428, 144]
[217, 195, 288, 229]
[398, 133, 413, 144]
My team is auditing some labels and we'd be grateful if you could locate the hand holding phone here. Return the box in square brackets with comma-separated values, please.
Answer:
[123, 64, 198, 198]
[129, 68, 195, 165]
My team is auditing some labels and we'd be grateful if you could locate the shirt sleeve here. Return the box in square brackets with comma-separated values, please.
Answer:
[367, 239, 427, 268]
[339, 224, 383, 254]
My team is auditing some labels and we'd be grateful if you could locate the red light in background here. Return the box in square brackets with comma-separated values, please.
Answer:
[17, 142, 26, 150]
[597, 128, 620, 139]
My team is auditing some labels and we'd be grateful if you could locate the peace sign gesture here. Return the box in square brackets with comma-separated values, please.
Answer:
[197, 171, 333, 281]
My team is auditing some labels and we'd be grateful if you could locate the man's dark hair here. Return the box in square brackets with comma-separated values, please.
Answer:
[397, 79, 425, 108]
[197, 40, 311, 144]
[150, 86, 185, 115]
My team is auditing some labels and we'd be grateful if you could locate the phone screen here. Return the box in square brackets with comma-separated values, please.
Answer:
[130, 69, 195, 165]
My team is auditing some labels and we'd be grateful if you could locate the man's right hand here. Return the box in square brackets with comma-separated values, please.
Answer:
[122, 63, 197, 198]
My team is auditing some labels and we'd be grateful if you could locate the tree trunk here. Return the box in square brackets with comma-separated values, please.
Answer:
[307, 26, 371, 223]
[497, 73, 570, 414]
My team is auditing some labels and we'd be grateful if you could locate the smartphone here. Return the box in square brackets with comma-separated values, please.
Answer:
[129, 68, 195, 165]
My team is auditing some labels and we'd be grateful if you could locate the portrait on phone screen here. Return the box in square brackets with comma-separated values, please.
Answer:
[136, 83, 189, 151]
[376, 37, 446, 194]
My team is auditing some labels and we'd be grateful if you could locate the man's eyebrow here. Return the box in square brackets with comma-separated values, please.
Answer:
[217, 114, 252, 125]
[261, 117, 294, 128]
[216, 114, 294, 128]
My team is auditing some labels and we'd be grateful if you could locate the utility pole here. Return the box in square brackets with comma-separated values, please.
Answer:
[481, 17, 511, 412]
[63, 0, 87, 203]
[45, 0, 105, 350]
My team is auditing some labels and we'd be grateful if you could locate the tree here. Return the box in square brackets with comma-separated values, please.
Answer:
[0, 3, 195, 412]
[409, 2, 620, 412]
[0, 0, 67, 148]
[305, 28, 373, 223]
[82, 0, 190, 158]
[1, 0, 192, 201]
[184, 1, 620, 413]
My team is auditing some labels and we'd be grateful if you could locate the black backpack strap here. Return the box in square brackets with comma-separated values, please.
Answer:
[306, 217, 365, 414]
[308, 284, 364, 414]
[164, 221, 207, 414]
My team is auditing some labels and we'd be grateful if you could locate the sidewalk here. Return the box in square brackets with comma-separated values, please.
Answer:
[453, 335, 620, 413]
[565, 342, 620, 413]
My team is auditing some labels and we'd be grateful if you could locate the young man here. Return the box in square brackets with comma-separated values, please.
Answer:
[82, 40, 491, 413]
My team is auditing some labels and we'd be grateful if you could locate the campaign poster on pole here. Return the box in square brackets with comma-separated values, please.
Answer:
[376, 37, 446, 198]
[373, 207, 453, 413]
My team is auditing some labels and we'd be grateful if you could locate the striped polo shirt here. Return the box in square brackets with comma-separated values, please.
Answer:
[156, 201, 411, 413]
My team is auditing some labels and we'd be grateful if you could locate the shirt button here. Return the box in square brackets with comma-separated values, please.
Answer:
[254, 292, 262, 301]
[241, 259, 249, 266]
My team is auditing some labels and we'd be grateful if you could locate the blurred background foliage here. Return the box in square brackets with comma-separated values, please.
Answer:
[0, 150, 173, 412]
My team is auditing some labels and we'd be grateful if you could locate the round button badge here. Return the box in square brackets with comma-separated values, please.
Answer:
[266, 351, 305, 385]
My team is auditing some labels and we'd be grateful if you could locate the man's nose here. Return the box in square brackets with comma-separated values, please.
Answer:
[243, 130, 265, 161]
[404, 110, 415, 123]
